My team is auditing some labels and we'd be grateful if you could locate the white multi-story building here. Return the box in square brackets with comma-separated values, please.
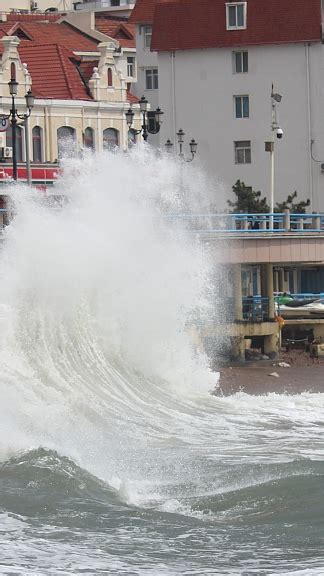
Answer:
[143, 0, 324, 211]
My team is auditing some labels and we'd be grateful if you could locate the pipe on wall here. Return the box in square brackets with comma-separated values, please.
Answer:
[305, 42, 314, 210]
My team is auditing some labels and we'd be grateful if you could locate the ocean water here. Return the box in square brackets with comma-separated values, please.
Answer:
[0, 147, 323, 575]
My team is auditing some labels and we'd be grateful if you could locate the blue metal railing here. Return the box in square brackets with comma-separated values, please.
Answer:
[242, 296, 270, 322]
[166, 212, 324, 234]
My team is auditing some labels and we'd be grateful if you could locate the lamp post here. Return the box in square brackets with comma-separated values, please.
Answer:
[267, 85, 282, 229]
[4, 78, 34, 181]
[165, 128, 198, 161]
[125, 96, 163, 142]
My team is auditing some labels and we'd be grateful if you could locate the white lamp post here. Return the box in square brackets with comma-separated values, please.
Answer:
[267, 85, 282, 230]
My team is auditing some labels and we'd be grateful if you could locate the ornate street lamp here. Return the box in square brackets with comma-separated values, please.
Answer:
[165, 128, 198, 161]
[125, 96, 164, 142]
[4, 78, 34, 180]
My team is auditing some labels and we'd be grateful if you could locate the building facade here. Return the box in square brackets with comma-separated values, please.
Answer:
[0, 10, 140, 183]
[148, 0, 324, 211]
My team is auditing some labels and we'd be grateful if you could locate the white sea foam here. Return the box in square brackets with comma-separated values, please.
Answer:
[0, 146, 324, 573]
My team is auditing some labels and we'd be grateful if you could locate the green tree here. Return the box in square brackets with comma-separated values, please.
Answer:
[227, 180, 269, 213]
[274, 190, 310, 214]
[228, 181, 310, 214]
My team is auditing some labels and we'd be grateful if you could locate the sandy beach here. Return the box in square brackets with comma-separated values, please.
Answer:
[217, 349, 324, 395]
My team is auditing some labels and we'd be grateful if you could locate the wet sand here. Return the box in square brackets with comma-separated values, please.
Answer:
[216, 350, 324, 395]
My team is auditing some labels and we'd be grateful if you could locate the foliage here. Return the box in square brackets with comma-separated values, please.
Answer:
[274, 191, 310, 214]
[227, 180, 269, 213]
[228, 180, 310, 214]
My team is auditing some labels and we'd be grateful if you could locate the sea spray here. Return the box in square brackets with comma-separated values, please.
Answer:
[0, 146, 217, 467]
[0, 147, 324, 574]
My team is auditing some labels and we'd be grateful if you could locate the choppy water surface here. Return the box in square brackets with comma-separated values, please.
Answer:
[0, 148, 323, 575]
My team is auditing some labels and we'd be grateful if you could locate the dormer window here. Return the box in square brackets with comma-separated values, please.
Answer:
[226, 2, 247, 30]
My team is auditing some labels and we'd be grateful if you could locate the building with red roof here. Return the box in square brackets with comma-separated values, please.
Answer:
[143, 0, 324, 211]
[0, 8, 140, 180]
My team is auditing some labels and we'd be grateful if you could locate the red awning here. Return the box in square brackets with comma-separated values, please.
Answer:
[0, 165, 60, 182]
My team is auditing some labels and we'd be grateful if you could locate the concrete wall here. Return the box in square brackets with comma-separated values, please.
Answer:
[211, 235, 324, 265]
[157, 42, 324, 211]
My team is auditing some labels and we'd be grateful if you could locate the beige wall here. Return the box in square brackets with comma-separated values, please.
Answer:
[0, 35, 141, 161]
[210, 235, 324, 265]
[0, 101, 141, 161]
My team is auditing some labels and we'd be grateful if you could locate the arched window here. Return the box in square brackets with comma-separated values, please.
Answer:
[32, 126, 43, 162]
[107, 68, 113, 87]
[10, 62, 16, 80]
[103, 128, 119, 150]
[128, 129, 137, 147]
[6, 125, 23, 162]
[84, 127, 95, 150]
[57, 126, 76, 159]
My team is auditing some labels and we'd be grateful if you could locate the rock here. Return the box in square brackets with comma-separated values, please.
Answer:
[269, 371, 280, 378]
[245, 349, 262, 361]
[278, 361, 291, 368]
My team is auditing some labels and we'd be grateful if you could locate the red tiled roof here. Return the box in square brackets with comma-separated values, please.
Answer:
[19, 44, 92, 100]
[129, 0, 172, 24]
[0, 15, 137, 101]
[0, 20, 99, 53]
[95, 15, 135, 48]
[151, 0, 322, 51]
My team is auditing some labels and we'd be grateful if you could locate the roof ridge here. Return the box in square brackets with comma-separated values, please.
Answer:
[61, 21, 99, 46]
[56, 44, 74, 100]
[7, 21, 34, 40]
[117, 22, 134, 39]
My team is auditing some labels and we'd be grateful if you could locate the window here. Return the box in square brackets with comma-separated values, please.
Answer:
[6, 125, 23, 162]
[143, 25, 152, 49]
[128, 129, 137, 147]
[57, 126, 77, 159]
[10, 62, 16, 80]
[127, 57, 135, 77]
[234, 140, 251, 164]
[32, 126, 43, 162]
[234, 95, 249, 118]
[145, 68, 158, 90]
[233, 50, 248, 73]
[103, 128, 119, 150]
[226, 2, 247, 29]
[107, 68, 113, 87]
[84, 127, 95, 150]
